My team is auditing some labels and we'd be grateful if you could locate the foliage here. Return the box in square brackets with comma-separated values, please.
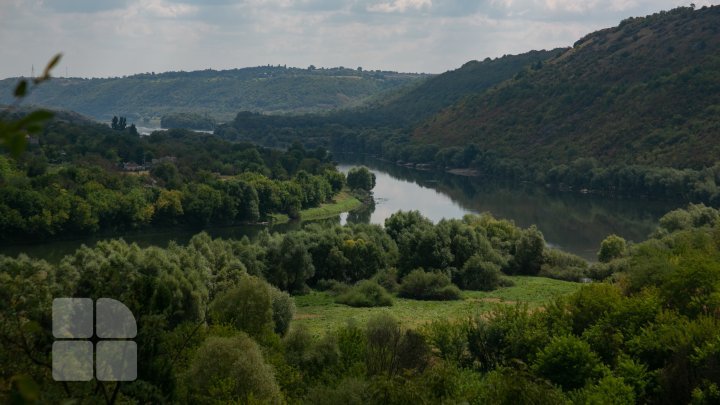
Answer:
[161, 112, 215, 130]
[398, 269, 462, 301]
[532, 335, 606, 391]
[598, 234, 627, 263]
[0, 66, 426, 122]
[181, 334, 282, 403]
[346, 166, 376, 191]
[335, 280, 393, 307]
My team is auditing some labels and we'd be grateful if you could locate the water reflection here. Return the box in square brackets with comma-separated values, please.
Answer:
[337, 156, 682, 261]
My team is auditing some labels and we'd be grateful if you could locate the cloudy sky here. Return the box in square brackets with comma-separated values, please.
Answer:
[1, 0, 717, 78]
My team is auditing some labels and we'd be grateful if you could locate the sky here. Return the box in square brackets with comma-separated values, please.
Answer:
[1, 0, 717, 78]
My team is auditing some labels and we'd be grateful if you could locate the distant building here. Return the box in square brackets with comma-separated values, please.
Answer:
[122, 162, 145, 171]
[150, 156, 177, 167]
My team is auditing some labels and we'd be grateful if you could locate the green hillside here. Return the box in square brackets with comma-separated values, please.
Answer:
[220, 50, 556, 142]
[415, 6, 720, 169]
[333, 49, 560, 128]
[0, 66, 426, 122]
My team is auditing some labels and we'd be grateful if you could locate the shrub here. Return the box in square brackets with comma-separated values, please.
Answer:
[182, 334, 281, 403]
[304, 377, 369, 405]
[459, 255, 502, 291]
[598, 235, 627, 263]
[532, 335, 606, 391]
[540, 248, 589, 281]
[373, 268, 400, 293]
[209, 275, 273, 339]
[335, 280, 393, 307]
[476, 367, 568, 405]
[399, 269, 462, 301]
[365, 314, 429, 376]
[269, 286, 295, 336]
[315, 279, 350, 295]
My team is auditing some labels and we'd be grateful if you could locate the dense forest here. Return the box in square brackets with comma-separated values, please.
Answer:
[0, 116, 352, 242]
[0, 66, 427, 122]
[218, 6, 720, 204]
[3, 204, 720, 403]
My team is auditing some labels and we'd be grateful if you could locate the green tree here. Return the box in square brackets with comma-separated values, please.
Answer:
[598, 234, 627, 262]
[209, 275, 274, 339]
[182, 334, 282, 403]
[346, 166, 376, 191]
[533, 335, 606, 391]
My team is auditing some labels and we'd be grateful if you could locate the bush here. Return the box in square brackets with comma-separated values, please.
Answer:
[373, 268, 400, 293]
[335, 280, 393, 307]
[399, 269, 462, 301]
[598, 235, 627, 263]
[269, 286, 295, 336]
[587, 258, 630, 281]
[459, 255, 502, 291]
[315, 279, 350, 295]
[182, 334, 281, 403]
[532, 335, 606, 391]
[209, 275, 274, 339]
[540, 248, 589, 281]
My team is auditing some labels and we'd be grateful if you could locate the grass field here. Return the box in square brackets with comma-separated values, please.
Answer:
[292, 276, 582, 337]
[272, 189, 362, 224]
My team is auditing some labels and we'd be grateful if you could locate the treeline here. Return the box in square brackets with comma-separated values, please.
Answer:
[3, 205, 720, 403]
[0, 65, 426, 122]
[0, 120, 347, 241]
[160, 112, 215, 130]
[218, 116, 720, 204]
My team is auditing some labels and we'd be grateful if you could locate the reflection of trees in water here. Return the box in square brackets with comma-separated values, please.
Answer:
[347, 197, 375, 224]
[336, 154, 682, 258]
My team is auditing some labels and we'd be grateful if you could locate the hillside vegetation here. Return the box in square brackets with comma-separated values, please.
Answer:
[415, 6, 720, 169]
[0, 66, 426, 122]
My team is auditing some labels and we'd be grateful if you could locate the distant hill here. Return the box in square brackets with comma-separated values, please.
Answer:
[414, 6, 720, 169]
[0, 66, 427, 123]
[330, 49, 561, 128]
[222, 50, 558, 140]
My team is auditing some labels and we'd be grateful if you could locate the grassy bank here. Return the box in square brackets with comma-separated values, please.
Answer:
[272, 189, 362, 224]
[292, 276, 581, 337]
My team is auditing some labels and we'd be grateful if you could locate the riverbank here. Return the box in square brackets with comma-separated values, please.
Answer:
[271, 189, 363, 224]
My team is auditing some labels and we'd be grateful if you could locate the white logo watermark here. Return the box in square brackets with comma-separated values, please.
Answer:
[52, 298, 137, 382]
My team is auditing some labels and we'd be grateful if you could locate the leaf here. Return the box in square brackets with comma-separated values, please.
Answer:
[14, 80, 27, 97]
[16, 110, 54, 128]
[10, 374, 40, 401]
[35, 53, 62, 83]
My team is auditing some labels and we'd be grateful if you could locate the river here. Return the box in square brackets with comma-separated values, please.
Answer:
[0, 156, 682, 262]
[337, 156, 682, 261]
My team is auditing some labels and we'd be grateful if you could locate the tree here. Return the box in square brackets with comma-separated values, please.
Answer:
[533, 335, 605, 391]
[209, 275, 274, 339]
[459, 254, 502, 291]
[510, 225, 546, 275]
[111, 116, 127, 130]
[347, 166, 376, 191]
[598, 234, 627, 262]
[183, 334, 282, 403]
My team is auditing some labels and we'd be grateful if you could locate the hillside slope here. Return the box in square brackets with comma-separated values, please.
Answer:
[334, 49, 560, 128]
[221, 50, 557, 143]
[0, 66, 426, 122]
[415, 6, 720, 169]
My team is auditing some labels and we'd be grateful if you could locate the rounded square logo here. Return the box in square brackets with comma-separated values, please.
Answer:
[52, 341, 94, 381]
[53, 298, 93, 339]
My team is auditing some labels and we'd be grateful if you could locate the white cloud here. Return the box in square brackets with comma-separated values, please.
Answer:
[367, 0, 432, 13]
[1, 0, 720, 78]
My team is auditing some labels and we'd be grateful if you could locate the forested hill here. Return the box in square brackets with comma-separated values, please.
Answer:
[0, 66, 426, 122]
[331, 49, 560, 128]
[414, 5, 720, 169]
[221, 49, 559, 139]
